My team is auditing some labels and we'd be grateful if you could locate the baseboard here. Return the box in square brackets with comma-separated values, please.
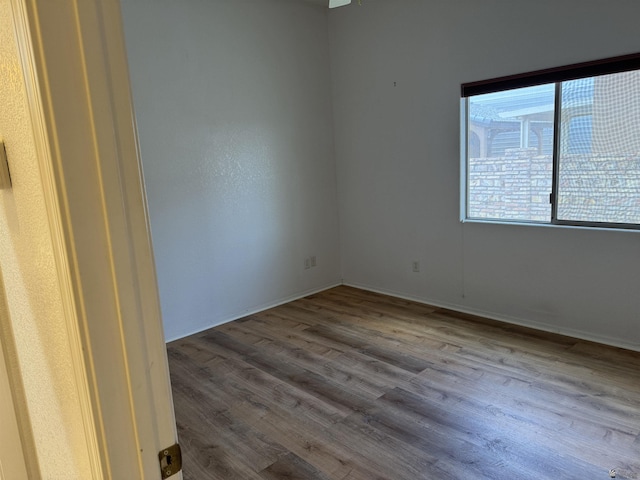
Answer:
[343, 281, 640, 353]
[166, 281, 342, 343]
[167, 278, 640, 353]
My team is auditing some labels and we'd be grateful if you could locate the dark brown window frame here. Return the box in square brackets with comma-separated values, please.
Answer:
[462, 53, 640, 97]
[461, 53, 640, 231]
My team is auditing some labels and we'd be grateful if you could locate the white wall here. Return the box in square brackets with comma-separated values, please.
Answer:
[122, 0, 341, 341]
[0, 0, 93, 476]
[329, 0, 640, 350]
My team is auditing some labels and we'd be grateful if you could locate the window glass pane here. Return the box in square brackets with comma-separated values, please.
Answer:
[467, 85, 554, 222]
[557, 72, 640, 224]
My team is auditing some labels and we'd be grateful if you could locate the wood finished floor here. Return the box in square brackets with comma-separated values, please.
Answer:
[167, 286, 640, 480]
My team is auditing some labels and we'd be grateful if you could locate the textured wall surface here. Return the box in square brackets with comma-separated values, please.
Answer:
[122, 0, 341, 340]
[0, 284, 28, 479]
[0, 0, 92, 477]
[329, 0, 640, 349]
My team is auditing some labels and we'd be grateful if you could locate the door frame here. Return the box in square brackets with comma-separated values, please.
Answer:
[11, 0, 179, 477]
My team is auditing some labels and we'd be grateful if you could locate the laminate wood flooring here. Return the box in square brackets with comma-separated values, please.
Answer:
[167, 286, 640, 480]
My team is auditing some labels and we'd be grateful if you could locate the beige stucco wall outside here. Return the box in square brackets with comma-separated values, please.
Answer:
[0, 1, 93, 478]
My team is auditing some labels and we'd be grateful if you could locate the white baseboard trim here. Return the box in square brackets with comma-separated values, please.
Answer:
[343, 281, 640, 353]
[168, 279, 640, 353]
[166, 281, 342, 343]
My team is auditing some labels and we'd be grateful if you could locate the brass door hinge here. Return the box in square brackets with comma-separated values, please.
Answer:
[159, 443, 182, 479]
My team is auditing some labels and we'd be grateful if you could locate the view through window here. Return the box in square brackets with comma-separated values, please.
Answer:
[463, 56, 640, 229]
[467, 84, 555, 222]
[557, 71, 640, 224]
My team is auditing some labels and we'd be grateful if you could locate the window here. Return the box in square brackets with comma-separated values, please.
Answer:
[462, 54, 640, 229]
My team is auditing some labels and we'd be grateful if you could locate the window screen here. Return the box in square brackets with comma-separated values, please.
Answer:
[556, 72, 640, 225]
[462, 53, 640, 230]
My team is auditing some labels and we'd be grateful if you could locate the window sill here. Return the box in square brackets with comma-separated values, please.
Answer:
[461, 218, 640, 233]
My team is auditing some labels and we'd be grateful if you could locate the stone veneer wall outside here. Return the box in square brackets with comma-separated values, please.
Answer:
[468, 148, 552, 222]
[468, 148, 640, 224]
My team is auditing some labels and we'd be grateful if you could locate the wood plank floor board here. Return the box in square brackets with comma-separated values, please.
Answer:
[300, 311, 462, 359]
[405, 352, 640, 473]
[257, 452, 334, 480]
[220, 366, 435, 480]
[228, 317, 346, 360]
[341, 404, 541, 480]
[452, 344, 640, 421]
[197, 330, 380, 418]
[220, 322, 392, 399]
[402, 355, 640, 464]
[227, 400, 358, 479]
[300, 293, 439, 332]
[169, 365, 279, 478]
[410, 359, 640, 437]
[175, 344, 351, 428]
[301, 324, 433, 374]
[400, 376, 637, 479]
[170, 348, 383, 478]
[378, 386, 606, 478]
[223, 357, 353, 427]
[326, 350, 417, 390]
[168, 286, 640, 480]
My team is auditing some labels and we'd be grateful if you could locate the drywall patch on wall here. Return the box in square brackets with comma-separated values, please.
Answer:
[0, 1, 92, 477]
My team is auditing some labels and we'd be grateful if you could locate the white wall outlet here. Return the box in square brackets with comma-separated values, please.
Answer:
[304, 258, 311, 270]
[0, 141, 11, 190]
[412, 261, 420, 273]
[310, 255, 316, 267]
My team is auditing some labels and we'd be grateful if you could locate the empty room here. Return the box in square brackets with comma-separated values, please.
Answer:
[116, 0, 640, 478]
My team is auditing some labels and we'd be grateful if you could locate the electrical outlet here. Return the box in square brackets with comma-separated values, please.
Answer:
[310, 256, 317, 267]
[412, 261, 420, 273]
[304, 258, 311, 270]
